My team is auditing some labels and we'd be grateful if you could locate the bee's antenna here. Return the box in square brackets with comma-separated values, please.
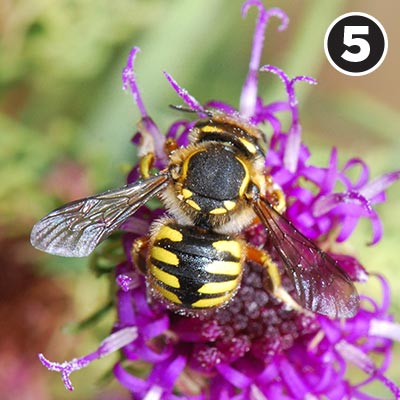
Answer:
[169, 104, 213, 117]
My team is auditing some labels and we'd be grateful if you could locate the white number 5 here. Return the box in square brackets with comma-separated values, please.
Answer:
[341, 26, 370, 62]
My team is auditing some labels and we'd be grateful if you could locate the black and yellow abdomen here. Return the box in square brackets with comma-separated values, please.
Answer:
[148, 220, 244, 310]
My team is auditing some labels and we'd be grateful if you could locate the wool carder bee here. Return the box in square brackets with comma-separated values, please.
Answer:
[31, 112, 359, 318]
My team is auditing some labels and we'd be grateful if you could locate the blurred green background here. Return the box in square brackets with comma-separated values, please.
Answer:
[1, 0, 399, 398]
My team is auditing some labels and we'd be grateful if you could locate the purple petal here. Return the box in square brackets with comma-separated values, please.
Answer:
[205, 100, 237, 114]
[120, 216, 151, 235]
[136, 116, 167, 166]
[369, 319, 400, 342]
[336, 340, 400, 398]
[278, 358, 310, 399]
[216, 363, 253, 389]
[166, 119, 196, 147]
[163, 71, 205, 114]
[366, 211, 383, 245]
[261, 65, 316, 172]
[39, 327, 138, 391]
[116, 272, 142, 292]
[360, 170, 400, 200]
[335, 215, 360, 242]
[302, 165, 328, 186]
[122, 47, 148, 118]
[329, 253, 368, 283]
[122, 48, 166, 163]
[263, 113, 282, 134]
[341, 158, 370, 190]
[140, 316, 169, 341]
[335, 340, 374, 374]
[240, 1, 288, 118]
[313, 192, 372, 217]
[319, 147, 339, 194]
[117, 290, 137, 325]
[263, 100, 291, 113]
[149, 355, 187, 391]
[113, 362, 148, 392]
[370, 274, 391, 314]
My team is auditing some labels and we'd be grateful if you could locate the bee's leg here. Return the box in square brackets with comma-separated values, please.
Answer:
[131, 236, 149, 275]
[136, 117, 157, 179]
[264, 175, 286, 214]
[139, 136, 178, 179]
[139, 153, 154, 179]
[246, 246, 307, 313]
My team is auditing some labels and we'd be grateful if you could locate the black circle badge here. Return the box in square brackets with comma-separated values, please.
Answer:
[324, 12, 388, 76]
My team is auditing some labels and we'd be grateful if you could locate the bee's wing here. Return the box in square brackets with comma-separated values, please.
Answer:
[31, 174, 169, 257]
[253, 197, 359, 318]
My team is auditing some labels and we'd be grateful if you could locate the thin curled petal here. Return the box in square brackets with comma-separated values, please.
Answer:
[341, 158, 370, 189]
[39, 327, 138, 391]
[163, 71, 205, 114]
[240, 1, 288, 118]
[261, 65, 316, 172]
[369, 320, 400, 342]
[336, 340, 400, 399]
[292, 75, 318, 86]
[278, 358, 310, 399]
[122, 47, 148, 118]
[360, 170, 400, 200]
[313, 192, 372, 217]
[216, 364, 253, 389]
[123, 47, 166, 163]
[205, 100, 237, 115]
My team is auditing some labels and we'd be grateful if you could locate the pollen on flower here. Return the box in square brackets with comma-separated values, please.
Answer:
[185, 261, 320, 374]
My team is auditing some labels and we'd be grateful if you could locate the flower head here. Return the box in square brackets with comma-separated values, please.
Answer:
[39, 1, 400, 399]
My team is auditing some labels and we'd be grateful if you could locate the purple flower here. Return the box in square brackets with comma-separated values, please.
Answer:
[39, 1, 400, 399]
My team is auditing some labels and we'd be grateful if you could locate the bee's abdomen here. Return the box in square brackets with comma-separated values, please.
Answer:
[148, 222, 244, 309]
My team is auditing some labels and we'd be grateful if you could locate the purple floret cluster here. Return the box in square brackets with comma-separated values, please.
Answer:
[39, 1, 400, 399]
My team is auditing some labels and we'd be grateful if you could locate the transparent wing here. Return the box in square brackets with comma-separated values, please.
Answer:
[253, 197, 359, 318]
[31, 174, 169, 257]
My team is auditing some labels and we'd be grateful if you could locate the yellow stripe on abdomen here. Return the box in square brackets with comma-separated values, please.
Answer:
[212, 240, 242, 259]
[152, 282, 182, 305]
[150, 264, 180, 288]
[154, 226, 183, 242]
[151, 246, 179, 266]
[205, 260, 241, 276]
[198, 279, 239, 294]
[191, 294, 232, 308]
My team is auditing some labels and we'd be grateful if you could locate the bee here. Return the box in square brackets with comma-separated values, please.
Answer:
[30, 111, 359, 318]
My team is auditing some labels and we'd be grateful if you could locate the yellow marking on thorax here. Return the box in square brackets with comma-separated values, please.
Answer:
[209, 207, 227, 215]
[239, 137, 257, 154]
[198, 279, 239, 294]
[223, 200, 236, 210]
[235, 156, 250, 196]
[182, 189, 193, 199]
[150, 264, 180, 288]
[181, 148, 203, 181]
[200, 125, 225, 133]
[155, 226, 183, 242]
[151, 246, 179, 266]
[152, 282, 182, 304]
[209, 200, 237, 215]
[205, 260, 241, 276]
[191, 293, 231, 308]
[212, 240, 241, 259]
[186, 199, 201, 211]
